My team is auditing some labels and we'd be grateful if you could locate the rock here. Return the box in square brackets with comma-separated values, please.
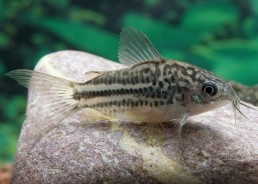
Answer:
[11, 51, 258, 184]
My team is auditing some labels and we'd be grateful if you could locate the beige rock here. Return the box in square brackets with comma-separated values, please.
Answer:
[11, 51, 258, 184]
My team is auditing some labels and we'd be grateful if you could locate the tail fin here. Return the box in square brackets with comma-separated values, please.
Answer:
[6, 69, 79, 124]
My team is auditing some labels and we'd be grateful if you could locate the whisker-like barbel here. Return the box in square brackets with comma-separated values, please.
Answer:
[240, 100, 258, 111]
[233, 99, 249, 119]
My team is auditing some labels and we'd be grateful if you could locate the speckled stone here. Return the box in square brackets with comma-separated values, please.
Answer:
[11, 51, 258, 184]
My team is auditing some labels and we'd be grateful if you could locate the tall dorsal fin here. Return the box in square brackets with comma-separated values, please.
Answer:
[118, 27, 164, 67]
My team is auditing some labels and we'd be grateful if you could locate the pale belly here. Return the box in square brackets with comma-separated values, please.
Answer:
[101, 104, 188, 123]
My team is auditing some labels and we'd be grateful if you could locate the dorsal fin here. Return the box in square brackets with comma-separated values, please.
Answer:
[118, 27, 164, 67]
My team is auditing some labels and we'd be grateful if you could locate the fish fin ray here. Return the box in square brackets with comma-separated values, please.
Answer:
[82, 108, 113, 123]
[141, 122, 166, 145]
[172, 111, 190, 136]
[6, 69, 80, 125]
[118, 27, 164, 67]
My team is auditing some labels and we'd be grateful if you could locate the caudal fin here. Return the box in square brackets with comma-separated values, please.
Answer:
[6, 69, 79, 124]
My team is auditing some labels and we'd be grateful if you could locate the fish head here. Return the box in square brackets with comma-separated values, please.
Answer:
[176, 62, 240, 116]
[188, 79, 234, 115]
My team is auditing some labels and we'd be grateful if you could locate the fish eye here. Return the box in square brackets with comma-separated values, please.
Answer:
[202, 82, 218, 96]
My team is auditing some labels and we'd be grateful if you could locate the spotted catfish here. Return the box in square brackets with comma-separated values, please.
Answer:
[6, 27, 257, 131]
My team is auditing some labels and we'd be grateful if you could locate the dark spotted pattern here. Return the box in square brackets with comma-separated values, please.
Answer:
[88, 99, 168, 109]
[87, 63, 161, 86]
[74, 85, 179, 102]
[75, 61, 225, 109]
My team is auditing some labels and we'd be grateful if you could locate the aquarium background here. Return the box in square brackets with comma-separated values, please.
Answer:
[0, 0, 258, 165]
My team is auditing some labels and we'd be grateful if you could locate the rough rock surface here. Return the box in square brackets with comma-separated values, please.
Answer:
[12, 51, 258, 184]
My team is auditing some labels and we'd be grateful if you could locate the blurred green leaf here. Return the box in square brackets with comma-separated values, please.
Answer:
[205, 40, 258, 61]
[30, 33, 45, 45]
[0, 123, 19, 164]
[190, 39, 258, 85]
[162, 49, 185, 61]
[181, 2, 238, 31]
[182, 50, 214, 71]
[243, 17, 258, 38]
[144, 0, 160, 7]
[0, 59, 6, 74]
[32, 18, 119, 61]
[215, 61, 258, 85]
[45, 0, 69, 8]
[122, 12, 210, 54]
[0, 0, 3, 22]
[3, 95, 26, 120]
[69, 7, 106, 25]
[250, 0, 258, 16]
[24, 2, 44, 19]
[4, 0, 34, 19]
[0, 32, 10, 48]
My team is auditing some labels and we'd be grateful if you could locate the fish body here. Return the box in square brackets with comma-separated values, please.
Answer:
[6, 27, 257, 130]
[74, 60, 230, 123]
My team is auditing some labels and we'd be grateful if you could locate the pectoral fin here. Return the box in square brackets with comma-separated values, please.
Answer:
[177, 111, 190, 136]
